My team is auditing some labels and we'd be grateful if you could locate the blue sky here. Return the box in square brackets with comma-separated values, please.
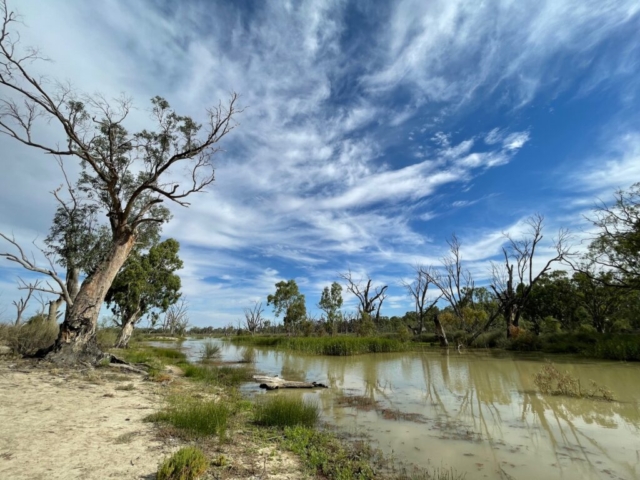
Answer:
[1, 0, 639, 326]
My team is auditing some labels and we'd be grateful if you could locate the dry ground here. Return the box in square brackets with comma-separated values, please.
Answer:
[0, 358, 306, 480]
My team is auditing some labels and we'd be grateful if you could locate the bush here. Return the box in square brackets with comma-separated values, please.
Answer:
[96, 327, 118, 349]
[157, 446, 208, 480]
[148, 397, 230, 439]
[507, 331, 542, 351]
[470, 330, 504, 348]
[533, 364, 613, 400]
[6, 317, 59, 355]
[254, 395, 319, 427]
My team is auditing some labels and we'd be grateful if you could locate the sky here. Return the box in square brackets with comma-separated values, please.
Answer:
[1, 0, 639, 327]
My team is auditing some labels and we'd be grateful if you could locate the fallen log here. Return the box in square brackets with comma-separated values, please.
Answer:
[252, 375, 328, 390]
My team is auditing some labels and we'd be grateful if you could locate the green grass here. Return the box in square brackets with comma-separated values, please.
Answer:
[281, 425, 377, 479]
[116, 346, 187, 364]
[254, 395, 319, 427]
[157, 446, 208, 480]
[147, 397, 230, 439]
[181, 363, 253, 387]
[231, 335, 409, 356]
[200, 341, 221, 361]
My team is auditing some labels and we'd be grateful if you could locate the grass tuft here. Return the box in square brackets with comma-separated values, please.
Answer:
[181, 363, 253, 387]
[200, 341, 221, 361]
[254, 395, 319, 427]
[156, 446, 208, 480]
[147, 397, 230, 439]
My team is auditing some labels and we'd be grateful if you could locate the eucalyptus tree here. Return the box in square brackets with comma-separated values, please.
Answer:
[339, 271, 388, 324]
[318, 282, 343, 335]
[105, 238, 183, 348]
[404, 265, 447, 346]
[0, 0, 240, 363]
[267, 280, 306, 335]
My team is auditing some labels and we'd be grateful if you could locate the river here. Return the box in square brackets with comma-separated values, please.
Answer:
[162, 338, 640, 480]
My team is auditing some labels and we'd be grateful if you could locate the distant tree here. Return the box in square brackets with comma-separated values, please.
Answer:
[404, 265, 447, 346]
[339, 271, 387, 323]
[522, 270, 580, 334]
[267, 280, 306, 335]
[582, 183, 640, 291]
[0, 0, 240, 363]
[162, 298, 190, 336]
[490, 215, 572, 337]
[244, 302, 264, 335]
[105, 239, 183, 347]
[318, 282, 343, 336]
[573, 267, 624, 333]
[12, 282, 36, 326]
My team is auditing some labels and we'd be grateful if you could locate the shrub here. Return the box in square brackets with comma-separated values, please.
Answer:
[6, 317, 59, 355]
[254, 395, 319, 427]
[533, 364, 613, 401]
[469, 330, 504, 348]
[148, 398, 230, 439]
[157, 446, 208, 480]
[96, 327, 118, 349]
[507, 331, 542, 351]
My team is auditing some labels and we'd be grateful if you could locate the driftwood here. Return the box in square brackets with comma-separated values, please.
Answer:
[252, 375, 328, 390]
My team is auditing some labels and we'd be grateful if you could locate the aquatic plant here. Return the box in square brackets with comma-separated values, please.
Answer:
[533, 364, 614, 401]
[230, 335, 408, 356]
[199, 340, 221, 361]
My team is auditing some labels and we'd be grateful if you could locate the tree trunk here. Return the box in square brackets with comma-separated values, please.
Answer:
[433, 314, 449, 347]
[45, 232, 136, 364]
[114, 311, 139, 349]
[47, 296, 63, 323]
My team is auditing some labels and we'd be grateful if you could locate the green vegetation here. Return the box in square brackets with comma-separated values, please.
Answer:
[147, 397, 230, 439]
[254, 395, 319, 427]
[231, 335, 409, 356]
[117, 346, 187, 365]
[181, 363, 253, 387]
[0, 316, 59, 355]
[199, 340, 221, 361]
[156, 446, 208, 480]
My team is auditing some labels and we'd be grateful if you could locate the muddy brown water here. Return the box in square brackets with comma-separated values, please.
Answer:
[160, 339, 640, 480]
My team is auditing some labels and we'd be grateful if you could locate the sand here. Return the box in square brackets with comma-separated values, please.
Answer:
[0, 360, 172, 480]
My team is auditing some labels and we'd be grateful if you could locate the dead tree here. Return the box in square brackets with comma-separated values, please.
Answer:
[490, 214, 572, 337]
[403, 265, 447, 346]
[339, 270, 388, 323]
[12, 281, 37, 326]
[0, 0, 240, 363]
[244, 302, 264, 335]
[162, 298, 189, 336]
[424, 235, 501, 344]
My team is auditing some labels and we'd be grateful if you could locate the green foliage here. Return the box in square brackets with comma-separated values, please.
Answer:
[147, 397, 230, 439]
[267, 280, 306, 333]
[96, 327, 118, 349]
[116, 346, 186, 365]
[281, 425, 377, 479]
[106, 238, 183, 330]
[231, 335, 409, 356]
[319, 282, 343, 334]
[254, 395, 319, 427]
[507, 331, 542, 351]
[469, 330, 504, 348]
[156, 446, 208, 480]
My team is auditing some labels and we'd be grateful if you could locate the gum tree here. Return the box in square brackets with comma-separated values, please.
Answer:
[0, 1, 240, 363]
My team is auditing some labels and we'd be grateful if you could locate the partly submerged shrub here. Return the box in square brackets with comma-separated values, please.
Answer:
[200, 341, 221, 361]
[533, 364, 613, 401]
[157, 446, 208, 480]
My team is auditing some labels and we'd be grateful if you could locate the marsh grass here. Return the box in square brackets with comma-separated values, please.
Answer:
[147, 397, 230, 439]
[181, 363, 253, 387]
[200, 341, 221, 361]
[533, 364, 614, 401]
[231, 336, 408, 356]
[254, 395, 319, 427]
[156, 446, 208, 480]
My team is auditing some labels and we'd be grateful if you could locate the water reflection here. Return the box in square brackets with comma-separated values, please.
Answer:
[173, 339, 640, 480]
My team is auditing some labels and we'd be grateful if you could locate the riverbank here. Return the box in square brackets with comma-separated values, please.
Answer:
[228, 332, 640, 361]
[0, 346, 463, 479]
